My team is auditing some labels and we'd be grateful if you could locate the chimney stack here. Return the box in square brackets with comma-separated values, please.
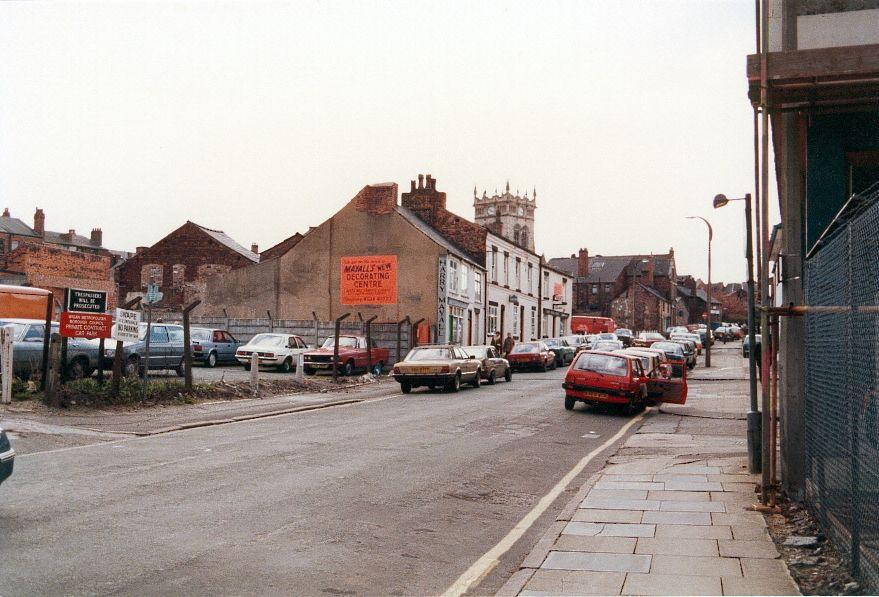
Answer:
[2, 208, 8, 217]
[251, 243, 259, 254]
[90, 228, 102, 246]
[577, 248, 589, 277]
[34, 208, 45, 236]
[418, 174, 424, 189]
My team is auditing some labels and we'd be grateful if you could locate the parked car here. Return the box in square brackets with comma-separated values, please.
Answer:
[671, 332, 703, 354]
[104, 323, 187, 376]
[743, 334, 762, 358]
[632, 332, 665, 348]
[0, 318, 101, 380]
[544, 338, 577, 366]
[667, 326, 690, 338]
[302, 335, 389, 376]
[562, 335, 589, 351]
[507, 341, 556, 372]
[670, 338, 697, 369]
[0, 425, 14, 487]
[463, 345, 512, 384]
[591, 339, 624, 352]
[392, 344, 481, 393]
[190, 327, 241, 368]
[584, 334, 600, 349]
[562, 350, 687, 415]
[649, 341, 688, 377]
[235, 333, 310, 372]
[615, 328, 634, 347]
[618, 347, 666, 379]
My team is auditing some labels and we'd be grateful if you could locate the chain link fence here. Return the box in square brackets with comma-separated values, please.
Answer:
[805, 185, 879, 589]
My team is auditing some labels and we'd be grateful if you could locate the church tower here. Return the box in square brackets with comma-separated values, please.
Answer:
[473, 181, 536, 251]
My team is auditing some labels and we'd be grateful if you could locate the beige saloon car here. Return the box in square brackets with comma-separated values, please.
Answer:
[392, 344, 481, 394]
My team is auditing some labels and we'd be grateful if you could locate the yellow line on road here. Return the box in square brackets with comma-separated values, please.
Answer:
[441, 410, 647, 597]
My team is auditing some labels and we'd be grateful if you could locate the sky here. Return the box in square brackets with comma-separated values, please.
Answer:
[0, 0, 778, 283]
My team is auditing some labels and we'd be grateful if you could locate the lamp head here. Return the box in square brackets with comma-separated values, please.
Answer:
[713, 194, 729, 209]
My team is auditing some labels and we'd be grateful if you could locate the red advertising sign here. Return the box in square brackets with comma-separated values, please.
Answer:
[60, 311, 113, 339]
[340, 255, 398, 305]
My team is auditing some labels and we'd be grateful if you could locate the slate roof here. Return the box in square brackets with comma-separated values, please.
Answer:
[192, 222, 259, 262]
[638, 283, 671, 303]
[395, 206, 483, 267]
[0, 216, 38, 237]
[546, 257, 577, 276]
[43, 230, 101, 250]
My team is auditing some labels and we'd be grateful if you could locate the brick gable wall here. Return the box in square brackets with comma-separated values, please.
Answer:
[5, 243, 115, 307]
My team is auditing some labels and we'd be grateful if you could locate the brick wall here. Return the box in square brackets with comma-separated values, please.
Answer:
[116, 221, 255, 310]
[5, 243, 115, 307]
[401, 175, 487, 265]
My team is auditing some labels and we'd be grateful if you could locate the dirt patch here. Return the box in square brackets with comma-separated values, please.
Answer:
[765, 493, 865, 595]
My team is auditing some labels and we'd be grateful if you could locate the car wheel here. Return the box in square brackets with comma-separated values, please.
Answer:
[243, 363, 251, 371]
[541, 361, 548, 373]
[304, 366, 315, 375]
[551, 359, 557, 370]
[427, 384, 435, 390]
[504, 368, 512, 382]
[564, 395, 575, 411]
[175, 359, 186, 377]
[400, 381, 412, 394]
[447, 373, 461, 393]
[487, 370, 496, 385]
[342, 359, 355, 376]
[471, 369, 481, 388]
[278, 358, 293, 373]
[66, 357, 89, 380]
[206, 352, 217, 368]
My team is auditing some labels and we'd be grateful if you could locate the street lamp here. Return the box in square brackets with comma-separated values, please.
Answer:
[685, 216, 713, 368]
[714, 193, 760, 474]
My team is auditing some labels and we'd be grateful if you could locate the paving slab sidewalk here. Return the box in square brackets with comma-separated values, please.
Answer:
[498, 346, 800, 596]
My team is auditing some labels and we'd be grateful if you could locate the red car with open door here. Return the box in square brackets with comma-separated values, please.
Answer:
[562, 350, 687, 415]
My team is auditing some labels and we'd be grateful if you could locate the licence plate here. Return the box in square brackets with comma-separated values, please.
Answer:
[312, 363, 331, 369]
[582, 391, 610, 400]
[410, 367, 434, 374]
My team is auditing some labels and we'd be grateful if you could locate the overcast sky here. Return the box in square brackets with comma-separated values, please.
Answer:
[0, 0, 777, 282]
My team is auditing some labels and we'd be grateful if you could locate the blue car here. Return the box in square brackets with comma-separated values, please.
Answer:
[0, 426, 14, 487]
[190, 328, 242, 368]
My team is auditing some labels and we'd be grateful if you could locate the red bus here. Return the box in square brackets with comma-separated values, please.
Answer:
[571, 316, 617, 335]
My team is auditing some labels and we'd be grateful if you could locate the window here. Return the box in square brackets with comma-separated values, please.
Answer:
[503, 254, 510, 286]
[515, 259, 521, 291]
[150, 326, 170, 343]
[474, 271, 482, 302]
[23, 325, 45, 341]
[490, 249, 498, 283]
[543, 272, 549, 298]
[527, 264, 533, 294]
[141, 264, 163, 287]
[488, 303, 498, 335]
[449, 260, 459, 293]
[461, 264, 469, 294]
[167, 327, 184, 343]
[605, 283, 612, 292]
[592, 284, 598, 294]
[531, 307, 537, 339]
[449, 306, 464, 344]
[520, 227, 528, 248]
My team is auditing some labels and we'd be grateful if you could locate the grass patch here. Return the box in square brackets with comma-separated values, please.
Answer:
[56, 377, 215, 407]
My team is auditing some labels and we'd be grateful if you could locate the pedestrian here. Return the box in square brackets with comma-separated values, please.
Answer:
[502, 332, 515, 357]
[491, 332, 502, 352]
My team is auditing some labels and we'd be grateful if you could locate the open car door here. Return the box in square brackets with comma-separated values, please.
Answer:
[646, 364, 688, 404]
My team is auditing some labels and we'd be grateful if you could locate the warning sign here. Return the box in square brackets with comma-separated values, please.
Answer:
[340, 255, 398, 305]
[60, 311, 113, 339]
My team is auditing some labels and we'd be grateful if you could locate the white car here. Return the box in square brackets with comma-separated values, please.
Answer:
[671, 332, 703, 354]
[235, 333, 311, 373]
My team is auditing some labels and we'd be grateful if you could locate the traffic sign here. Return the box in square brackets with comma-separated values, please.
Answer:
[145, 283, 163, 305]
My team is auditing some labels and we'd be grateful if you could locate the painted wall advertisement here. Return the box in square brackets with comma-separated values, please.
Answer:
[340, 255, 398, 305]
[436, 256, 447, 342]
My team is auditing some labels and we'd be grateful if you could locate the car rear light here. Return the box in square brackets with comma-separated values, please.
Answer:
[265, 353, 275, 358]
[393, 366, 401, 374]
[193, 345, 203, 352]
[440, 365, 450, 373]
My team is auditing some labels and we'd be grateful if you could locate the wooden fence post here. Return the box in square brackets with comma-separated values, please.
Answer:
[364, 315, 377, 374]
[0, 326, 12, 404]
[182, 300, 201, 392]
[45, 333, 62, 406]
[250, 352, 260, 397]
[332, 313, 351, 382]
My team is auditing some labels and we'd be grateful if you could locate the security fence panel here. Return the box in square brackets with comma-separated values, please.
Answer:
[805, 190, 879, 589]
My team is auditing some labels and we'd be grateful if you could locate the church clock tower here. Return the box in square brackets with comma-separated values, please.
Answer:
[473, 181, 536, 251]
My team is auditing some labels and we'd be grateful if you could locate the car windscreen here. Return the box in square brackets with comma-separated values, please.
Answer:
[191, 328, 212, 341]
[511, 344, 539, 354]
[0, 321, 29, 340]
[249, 334, 287, 347]
[598, 333, 615, 340]
[544, 339, 559, 347]
[652, 342, 683, 354]
[321, 336, 358, 349]
[563, 336, 583, 345]
[464, 347, 487, 359]
[406, 347, 452, 361]
[616, 329, 632, 336]
[574, 353, 629, 376]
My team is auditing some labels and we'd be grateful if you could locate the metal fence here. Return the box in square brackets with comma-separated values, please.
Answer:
[804, 187, 879, 588]
[188, 316, 413, 365]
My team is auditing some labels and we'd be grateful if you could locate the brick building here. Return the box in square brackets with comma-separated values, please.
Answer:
[548, 248, 677, 331]
[0, 208, 115, 308]
[116, 221, 259, 311]
[676, 275, 723, 325]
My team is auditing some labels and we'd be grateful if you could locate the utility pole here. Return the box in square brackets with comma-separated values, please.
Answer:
[686, 217, 713, 367]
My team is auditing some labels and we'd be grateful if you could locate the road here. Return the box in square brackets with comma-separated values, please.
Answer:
[0, 367, 640, 596]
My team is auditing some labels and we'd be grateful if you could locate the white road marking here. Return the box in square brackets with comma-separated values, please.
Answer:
[581, 432, 600, 439]
[442, 411, 647, 597]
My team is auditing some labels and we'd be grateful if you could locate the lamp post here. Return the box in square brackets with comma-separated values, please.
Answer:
[686, 217, 713, 368]
[714, 193, 761, 473]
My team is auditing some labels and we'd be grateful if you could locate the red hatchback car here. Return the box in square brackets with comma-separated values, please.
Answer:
[563, 350, 687, 415]
[507, 341, 556, 372]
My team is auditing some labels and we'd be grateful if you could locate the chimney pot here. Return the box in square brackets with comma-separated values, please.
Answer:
[418, 174, 424, 189]
[577, 248, 589, 277]
[410, 180, 416, 192]
[33, 208, 45, 236]
[90, 228, 102, 246]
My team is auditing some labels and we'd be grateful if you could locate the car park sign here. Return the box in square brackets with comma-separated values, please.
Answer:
[60, 288, 112, 339]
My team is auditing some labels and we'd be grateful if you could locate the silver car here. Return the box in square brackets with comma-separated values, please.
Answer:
[0, 318, 101, 380]
[463, 345, 512, 384]
[103, 323, 186, 376]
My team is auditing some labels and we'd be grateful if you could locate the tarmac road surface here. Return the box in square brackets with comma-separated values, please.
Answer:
[0, 368, 639, 596]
